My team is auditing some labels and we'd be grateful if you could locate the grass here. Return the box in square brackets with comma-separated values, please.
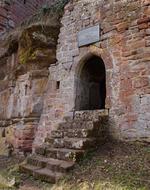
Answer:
[51, 141, 150, 190]
[0, 156, 24, 190]
[0, 141, 149, 190]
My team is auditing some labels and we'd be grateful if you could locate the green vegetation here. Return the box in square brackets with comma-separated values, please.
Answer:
[53, 142, 150, 190]
[0, 141, 149, 190]
[0, 157, 24, 190]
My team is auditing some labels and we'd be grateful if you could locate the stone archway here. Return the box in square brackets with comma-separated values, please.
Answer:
[75, 55, 106, 111]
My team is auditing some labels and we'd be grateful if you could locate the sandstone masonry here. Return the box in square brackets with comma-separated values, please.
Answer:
[0, 0, 150, 155]
[34, 0, 150, 146]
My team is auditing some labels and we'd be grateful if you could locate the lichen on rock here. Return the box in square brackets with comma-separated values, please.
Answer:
[18, 23, 59, 66]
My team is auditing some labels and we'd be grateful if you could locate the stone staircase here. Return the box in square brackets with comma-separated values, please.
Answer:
[20, 109, 109, 183]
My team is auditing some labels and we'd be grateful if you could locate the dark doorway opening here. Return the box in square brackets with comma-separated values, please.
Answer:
[76, 56, 106, 110]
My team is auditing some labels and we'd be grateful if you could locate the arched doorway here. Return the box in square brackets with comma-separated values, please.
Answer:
[75, 55, 106, 110]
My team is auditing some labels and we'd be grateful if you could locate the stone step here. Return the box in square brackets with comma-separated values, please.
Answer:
[50, 127, 106, 139]
[50, 128, 94, 138]
[34, 168, 64, 183]
[46, 159, 74, 173]
[27, 155, 75, 173]
[46, 137, 97, 150]
[45, 148, 85, 162]
[74, 109, 109, 121]
[63, 109, 109, 122]
[58, 120, 101, 130]
[20, 163, 64, 183]
[20, 109, 109, 183]
[27, 155, 50, 168]
[35, 144, 48, 156]
[19, 164, 41, 175]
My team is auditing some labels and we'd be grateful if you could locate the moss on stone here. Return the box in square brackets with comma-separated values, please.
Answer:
[18, 23, 59, 65]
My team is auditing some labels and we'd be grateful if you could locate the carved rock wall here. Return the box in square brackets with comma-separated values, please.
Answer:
[0, 54, 49, 153]
[0, 18, 60, 154]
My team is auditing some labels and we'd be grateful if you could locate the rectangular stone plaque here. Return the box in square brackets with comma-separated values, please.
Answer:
[78, 25, 100, 47]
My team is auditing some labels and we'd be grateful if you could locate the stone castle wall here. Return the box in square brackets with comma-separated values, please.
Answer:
[34, 0, 150, 147]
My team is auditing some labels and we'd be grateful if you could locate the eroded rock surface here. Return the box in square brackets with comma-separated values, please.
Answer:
[0, 14, 60, 154]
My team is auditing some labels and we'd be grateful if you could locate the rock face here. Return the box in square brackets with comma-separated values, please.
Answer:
[0, 0, 150, 156]
[0, 0, 59, 35]
[0, 13, 60, 154]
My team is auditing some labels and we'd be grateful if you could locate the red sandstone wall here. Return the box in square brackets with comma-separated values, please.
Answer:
[0, 1, 12, 34]
[34, 0, 150, 146]
[0, 0, 55, 35]
[10, 0, 46, 26]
